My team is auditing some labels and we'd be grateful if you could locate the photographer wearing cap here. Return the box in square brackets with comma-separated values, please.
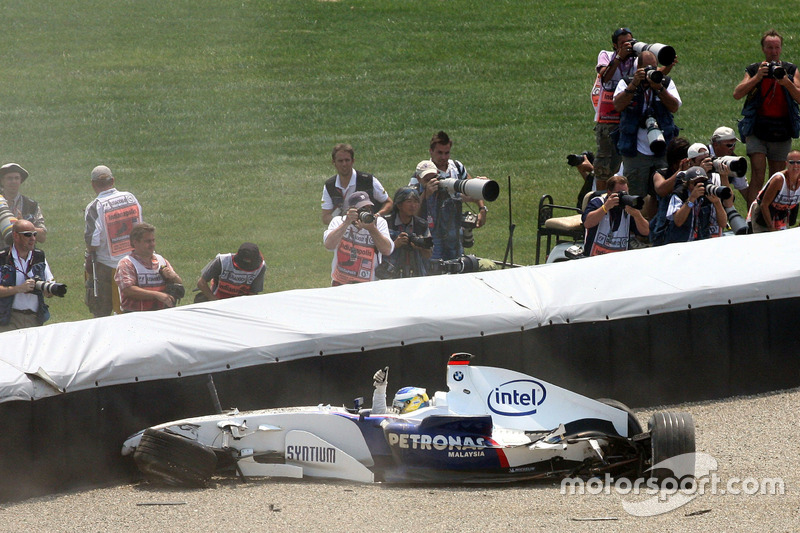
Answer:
[613, 51, 682, 217]
[734, 29, 800, 205]
[84, 164, 142, 317]
[0, 163, 47, 244]
[709, 126, 748, 199]
[0, 220, 56, 332]
[196, 242, 266, 302]
[321, 143, 392, 226]
[664, 167, 727, 244]
[379, 187, 433, 278]
[115, 223, 183, 312]
[324, 191, 393, 286]
[581, 175, 649, 256]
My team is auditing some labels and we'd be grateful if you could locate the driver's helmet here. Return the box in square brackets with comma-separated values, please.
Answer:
[393, 387, 430, 414]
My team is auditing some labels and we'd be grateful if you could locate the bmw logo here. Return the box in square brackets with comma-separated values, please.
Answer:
[453, 371, 464, 381]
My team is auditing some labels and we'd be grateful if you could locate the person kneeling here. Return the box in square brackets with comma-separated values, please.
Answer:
[582, 175, 650, 256]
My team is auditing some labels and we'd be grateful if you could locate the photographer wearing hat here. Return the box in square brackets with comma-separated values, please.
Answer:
[0, 220, 56, 332]
[582, 175, 649, 256]
[734, 30, 800, 205]
[84, 164, 142, 316]
[196, 242, 266, 301]
[379, 187, 432, 278]
[0, 163, 46, 244]
[324, 191, 393, 286]
[115, 223, 183, 312]
[664, 166, 727, 244]
[709, 126, 748, 199]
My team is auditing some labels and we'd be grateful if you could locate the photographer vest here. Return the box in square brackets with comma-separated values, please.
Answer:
[331, 222, 381, 284]
[324, 171, 385, 212]
[0, 248, 49, 326]
[119, 253, 168, 312]
[210, 253, 265, 299]
[583, 194, 633, 256]
[84, 189, 142, 268]
[616, 76, 678, 158]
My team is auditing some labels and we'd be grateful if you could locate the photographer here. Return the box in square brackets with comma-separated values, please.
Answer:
[324, 191, 393, 285]
[115, 223, 183, 312]
[581, 175, 649, 256]
[195, 242, 266, 301]
[664, 167, 727, 244]
[410, 131, 488, 261]
[593, 28, 638, 190]
[0, 220, 56, 332]
[0, 163, 47, 244]
[613, 51, 681, 217]
[380, 187, 432, 278]
[734, 30, 800, 205]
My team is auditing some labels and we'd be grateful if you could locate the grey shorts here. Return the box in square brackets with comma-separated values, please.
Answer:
[593, 123, 621, 180]
[745, 135, 792, 161]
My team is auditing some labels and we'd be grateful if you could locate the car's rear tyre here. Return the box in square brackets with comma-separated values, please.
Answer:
[133, 429, 217, 487]
[648, 412, 695, 481]
[596, 398, 643, 436]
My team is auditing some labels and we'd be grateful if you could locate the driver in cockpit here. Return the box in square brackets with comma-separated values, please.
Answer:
[370, 366, 430, 415]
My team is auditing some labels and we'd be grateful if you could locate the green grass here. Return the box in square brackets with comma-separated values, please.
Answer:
[2, 0, 797, 323]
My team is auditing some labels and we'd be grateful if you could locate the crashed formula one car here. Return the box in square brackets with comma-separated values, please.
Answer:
[122, 353, 695, 486]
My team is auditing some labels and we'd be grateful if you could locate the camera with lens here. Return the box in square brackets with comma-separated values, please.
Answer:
[32, 277, 67, 298]
[767, 61, 786, 80]
[643, 65, 664, 85]
[438, 177, 500, 202]
[615, 192, 645, 210]
[461, 211, 479, 248]
[357, 208, 375, 224]
[164, 283, 186, 301]
[430, 254, 481, 275]
[407, 233, 433, 249]
[711, 155, 748, 178]
[699, 180, 732, 200]
[566, 151, 595, 167]
[640, 113, 666, 154]
[629, 39, 676, 65]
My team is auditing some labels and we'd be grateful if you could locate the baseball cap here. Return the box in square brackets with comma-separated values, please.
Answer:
[0, 163, 29, 182]
[687, 143, 710, 159]
[346, 191, 373, 210]
[415, 160, 438, 180]
[233, 242, 263, 271]
[711, 126, 740, 143]
[91, 165, 113, 181]
[612, 27, 632, 44]
[683, 166, 708, 183]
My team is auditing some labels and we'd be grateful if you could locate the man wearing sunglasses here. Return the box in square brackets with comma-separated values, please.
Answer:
[0, 220, 55, 332]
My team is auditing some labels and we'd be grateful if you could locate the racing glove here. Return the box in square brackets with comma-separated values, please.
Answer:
[373, 366, 389, 393]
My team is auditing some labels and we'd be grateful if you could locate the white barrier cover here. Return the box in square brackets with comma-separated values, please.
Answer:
[1, 230, 798, 403]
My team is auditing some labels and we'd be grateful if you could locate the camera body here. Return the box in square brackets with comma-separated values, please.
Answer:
[407, 233, 433, 249]
[566, 151, 595, 167]
[767, 61, 786, 80]
[461, 211, 479, 248]
[164, 283, 185, 301]
[32, 277, 68, 297]
[616, 192, 644, 210]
